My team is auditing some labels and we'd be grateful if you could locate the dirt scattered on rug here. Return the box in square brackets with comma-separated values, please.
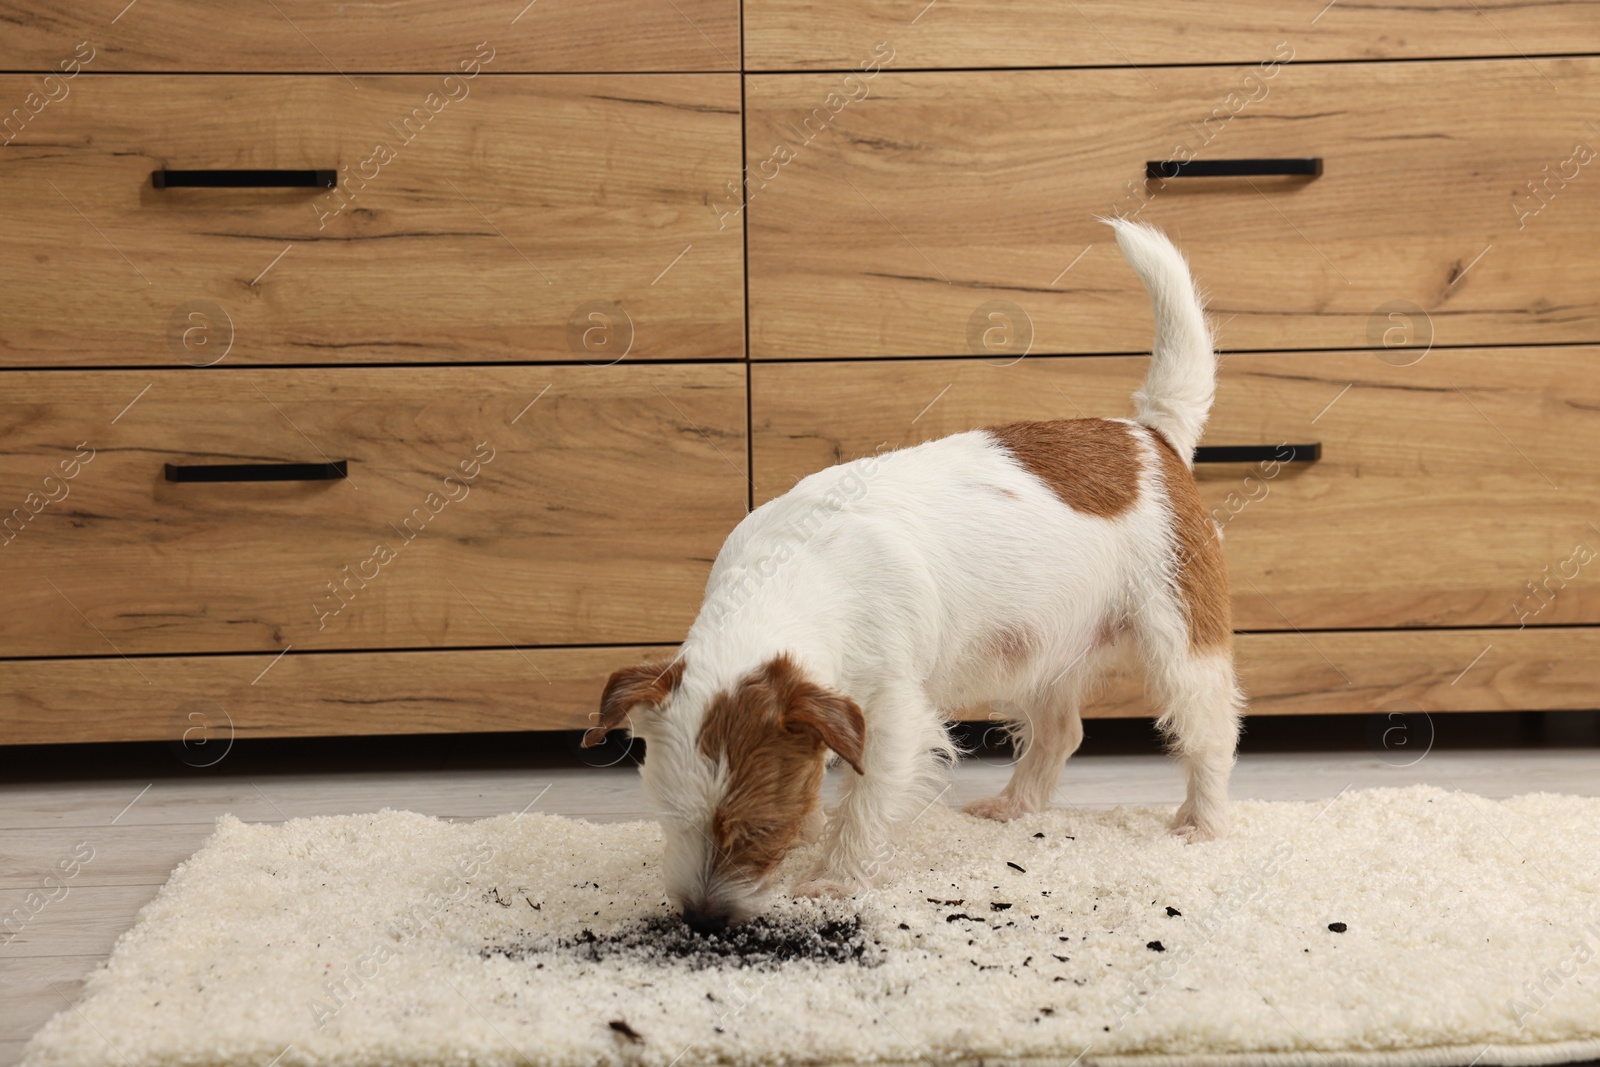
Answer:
[608, 1019, 644, 1043]
[484, 913, 882, 970]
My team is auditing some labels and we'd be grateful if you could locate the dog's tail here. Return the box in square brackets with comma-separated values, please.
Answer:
[1105, 218, 1214, 462]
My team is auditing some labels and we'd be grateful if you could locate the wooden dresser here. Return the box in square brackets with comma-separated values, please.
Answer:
[2, 1, 1597, 745]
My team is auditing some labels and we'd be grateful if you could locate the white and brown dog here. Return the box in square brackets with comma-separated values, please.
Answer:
[584, 220, 1241, 933]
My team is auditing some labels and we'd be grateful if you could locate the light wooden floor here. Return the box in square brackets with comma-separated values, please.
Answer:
[4, 742, 1600, 1064]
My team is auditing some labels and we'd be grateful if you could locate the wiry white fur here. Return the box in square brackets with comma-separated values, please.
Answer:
[1109, 217, 1216, 463]
[630, 223, 1240, 917]
[629, 691, 751, 918]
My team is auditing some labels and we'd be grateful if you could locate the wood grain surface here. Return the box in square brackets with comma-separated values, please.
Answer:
[0, 0, 739, 72]
[1081, 628, 1600, 719]
[745, 0, 1600, 70]
[0, 645, 675, 745]
[752, 349, 1600, 631]
[0, 364, 747, 657]
[4, 626, 1595, 744]
[746, 58, 1600, 357]
[0, 75, 743, 366]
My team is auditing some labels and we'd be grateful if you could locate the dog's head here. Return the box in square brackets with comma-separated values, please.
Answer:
[584, 654, 865, 932]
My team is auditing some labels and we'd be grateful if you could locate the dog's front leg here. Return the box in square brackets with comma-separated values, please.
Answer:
[795, 686, 943, 899]
[793, 792, 890, 899]
[793, 792, 888, 899]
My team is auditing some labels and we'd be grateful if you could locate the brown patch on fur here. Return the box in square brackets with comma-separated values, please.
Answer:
[583, 659, 685, 747]
[988, 419, 1141, 518]
[1145, 429, 1232, 652]
[697, 655, 865, 884]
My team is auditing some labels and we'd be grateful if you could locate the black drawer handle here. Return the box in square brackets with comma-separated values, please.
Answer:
[165, 460, 348, 483]
[152, 169, 338, 189]
[1193, 444, 1320, 464]
[1146, 158, 1323, 180]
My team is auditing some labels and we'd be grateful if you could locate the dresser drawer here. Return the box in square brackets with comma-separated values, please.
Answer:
[1, 75, 742, 367]
[0, 364, 747, 657]
[752, 350, 1600, 631]
[746, 0, 1600, 70]
[0, 2, 738, 72]
[747, 58, 1600, 358]
[9, 628, 1600, 745]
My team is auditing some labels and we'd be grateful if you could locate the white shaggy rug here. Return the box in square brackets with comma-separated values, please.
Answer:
[22, 785, 1600, 1067]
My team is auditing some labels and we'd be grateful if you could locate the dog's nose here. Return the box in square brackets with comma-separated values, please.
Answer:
[682, 904, 730, 936]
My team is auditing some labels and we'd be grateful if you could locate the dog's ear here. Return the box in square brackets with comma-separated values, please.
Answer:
[783, 685, 867, 776]
[584, 660, 684, 748]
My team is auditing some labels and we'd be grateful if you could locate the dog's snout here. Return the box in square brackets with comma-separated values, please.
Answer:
[682, 903, 730, 936]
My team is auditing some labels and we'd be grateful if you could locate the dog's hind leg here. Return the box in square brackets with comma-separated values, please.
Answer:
[962, 656, 1104, 822]
[1153, 651, 1240, 840]
[1130, 591, 1242, 841]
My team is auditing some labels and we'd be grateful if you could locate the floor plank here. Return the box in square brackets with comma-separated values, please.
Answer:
[0, 886, 161, 959]
[1, 825, 208, 891]
[0, 961, 96, 1044]
[0, 768, 649, 831]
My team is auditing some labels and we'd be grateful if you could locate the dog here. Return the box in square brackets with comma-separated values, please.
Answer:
[584, 219, 1242, 933]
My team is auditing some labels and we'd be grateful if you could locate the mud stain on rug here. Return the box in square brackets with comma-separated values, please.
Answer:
[486, 913, 882, 969]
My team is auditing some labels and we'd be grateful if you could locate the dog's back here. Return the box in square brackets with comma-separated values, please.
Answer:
[691, 220, 1231, 714]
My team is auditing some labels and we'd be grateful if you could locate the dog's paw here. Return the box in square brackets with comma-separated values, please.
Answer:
[963, 795, 1028, 822]
[1169, 805, 1227, 842]
[793, 877, 859, 900]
